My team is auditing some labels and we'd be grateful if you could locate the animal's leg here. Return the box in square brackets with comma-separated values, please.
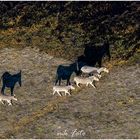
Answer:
[53, 90, 56, 95]
[75, 82, 79, 87]
[86, 83, 89, 87]
[98, 59, 102, 68]
[57, 91, 62, 96]
[67, 78, 71, 86]
[1, 85, 5, 95]
[8, 100, 12, 106]
[68, 80, 71, 85]
[65, 90, 71, 96]
[66, 79, 69, 86]
[90, 82, 96, 88]
[55, 79, 58, 85]
[64, 91, 67, 96]
[10, 87, 14, 96]
[0, 100, 4, 104]
[77, 83, 80, 87]
[58, 79, 61, 86]
[74, 81, 77, 87]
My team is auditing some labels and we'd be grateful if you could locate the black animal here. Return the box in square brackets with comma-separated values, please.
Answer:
[78, 41, 111, 67]
[1, 71, 22, 96]
[55, 61, 84, 86]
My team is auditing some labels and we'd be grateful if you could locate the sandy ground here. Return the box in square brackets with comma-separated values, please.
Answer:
[0, 47, 139, 139]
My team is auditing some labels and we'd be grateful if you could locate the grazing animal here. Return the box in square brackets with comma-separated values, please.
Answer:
[0, 95, 17, 106]
[1, 71, 22, 96]
[53, 85, 75, 96]
[55, 61, 84, 86]
[78, 41, 111, 67]
[74, 75, 99, 88]
[81, 66, 109, 74]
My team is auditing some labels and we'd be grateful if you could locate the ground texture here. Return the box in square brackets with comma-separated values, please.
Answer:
[0, 47, 139, 139]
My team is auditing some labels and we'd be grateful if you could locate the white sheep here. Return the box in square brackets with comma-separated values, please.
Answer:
[53, 85, 75, 96]
[74, 75, 99, 88]
[81, 66, 109, 74]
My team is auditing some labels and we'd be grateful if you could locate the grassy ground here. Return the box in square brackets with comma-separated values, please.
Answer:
[0, 47, 139, 138]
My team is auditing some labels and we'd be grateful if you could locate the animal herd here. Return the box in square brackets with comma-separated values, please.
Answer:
[0, 65, 109, 106]
[53, 40, 111, 96]
[0, 41, 111, 105]
[53, 66, 109, 96]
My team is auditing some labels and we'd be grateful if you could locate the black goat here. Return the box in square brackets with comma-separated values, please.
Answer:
[78, 41, 111, 67]
[55, 61, 84, 86]
[1, 71, 22, 96]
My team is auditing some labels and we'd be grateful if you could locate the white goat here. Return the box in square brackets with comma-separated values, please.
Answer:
[74, 75, 99, 88]
[81, 66, 109, 74]
[93, 72, 102, 79]
[0, 95, 17, 106]
[82, 71, 102, 79]
[53, 85, 75, 96]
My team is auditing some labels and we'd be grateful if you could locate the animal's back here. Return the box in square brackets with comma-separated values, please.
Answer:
[56, 65, 72, 79]
[81, 66, 98, 73]
[53, 85, 69, 91]
[2, 76, 15, 87]
[0, 95, 16, 101]
[57, 65, 66, 74]
[1, 72, 11, 80]
[74, 76, 91, 84]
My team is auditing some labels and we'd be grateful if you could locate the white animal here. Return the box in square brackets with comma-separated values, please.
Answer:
[74, 75, 99, 88]
[0, 95, 17, 106]
[93, 72, 102, 79]
[82, 72, 102, 79]
[53, 85, 75, 96]
[81, 66, 109, 74]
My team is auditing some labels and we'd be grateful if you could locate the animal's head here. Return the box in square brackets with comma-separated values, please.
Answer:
[103, 67, 109, 73]
[74, 61, 85, 76]
[69, 85, 75, 90]
[72, 61, 80, 76]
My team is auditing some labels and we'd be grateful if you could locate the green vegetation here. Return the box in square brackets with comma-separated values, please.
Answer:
[0, 2, 139, 61]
